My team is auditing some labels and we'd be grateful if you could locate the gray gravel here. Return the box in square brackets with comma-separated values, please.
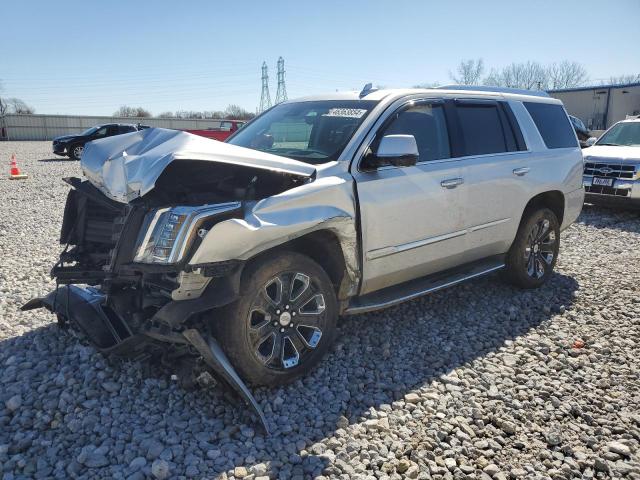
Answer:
[1, 141, 639, 479]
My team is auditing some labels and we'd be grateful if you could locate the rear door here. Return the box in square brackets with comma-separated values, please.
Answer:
[352, 99, 467, 295]
[452, 99, 531, 262]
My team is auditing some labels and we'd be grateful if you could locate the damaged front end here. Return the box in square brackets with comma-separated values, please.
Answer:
[23, 129, 322, 432]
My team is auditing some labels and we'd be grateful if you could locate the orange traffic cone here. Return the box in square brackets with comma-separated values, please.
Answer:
[9, 154, 28, 180]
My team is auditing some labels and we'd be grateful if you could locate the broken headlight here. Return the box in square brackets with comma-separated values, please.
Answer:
[133, 203, 240, 264]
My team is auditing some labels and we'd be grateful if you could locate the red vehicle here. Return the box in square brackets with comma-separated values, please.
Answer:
[185, 120, 246, 141]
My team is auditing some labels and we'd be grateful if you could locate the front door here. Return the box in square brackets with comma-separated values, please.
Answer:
[352, 100, 467, 295]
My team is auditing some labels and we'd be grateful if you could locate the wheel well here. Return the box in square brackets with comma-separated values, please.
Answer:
[244, 230, 348, 298]
[523, 191, 565, 225]
[285, 230, 348, 296]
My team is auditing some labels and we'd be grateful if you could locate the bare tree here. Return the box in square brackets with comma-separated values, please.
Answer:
[547, 61, 588, 89]
[607, 73, 640, 85]
[484, 61, 548, 90]
[156, 111, 175, 118]
[0, 80, 5, 115]
[223, 104, 254, 120]
[5, 97, 35, 114]
[450, 59, 485, 85]
[114, 106, 151, 117]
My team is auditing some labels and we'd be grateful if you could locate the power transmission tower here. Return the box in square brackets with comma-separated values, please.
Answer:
[275, 56, 288, 104]
[259, 61, 272, 113]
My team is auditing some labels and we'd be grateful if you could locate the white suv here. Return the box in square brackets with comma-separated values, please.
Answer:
[582, 117, 640, 208]
[24, 85, 584, 427]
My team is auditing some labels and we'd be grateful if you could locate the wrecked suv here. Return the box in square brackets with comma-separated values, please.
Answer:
[25, 85, 584, 421]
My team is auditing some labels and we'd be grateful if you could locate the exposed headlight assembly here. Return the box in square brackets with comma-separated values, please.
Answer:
[133, 202, 240, 264]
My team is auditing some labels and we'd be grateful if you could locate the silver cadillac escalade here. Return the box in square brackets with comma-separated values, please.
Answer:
[24, 85, 584, 428]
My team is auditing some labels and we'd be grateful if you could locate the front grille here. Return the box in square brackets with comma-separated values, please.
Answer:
[585, 185, 629, 197]
[584, 161, 636, 179]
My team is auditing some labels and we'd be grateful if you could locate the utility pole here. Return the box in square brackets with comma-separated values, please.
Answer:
[259, 61, 272, 113]
[275, 56, 288, 104]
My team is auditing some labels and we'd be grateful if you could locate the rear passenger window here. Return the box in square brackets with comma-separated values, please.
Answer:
[456, 103, 508, 156]
[381, 104, 451, 161]
[524, 102, 578, 149]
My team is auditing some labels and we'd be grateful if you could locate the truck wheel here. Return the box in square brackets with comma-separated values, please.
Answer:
[503, 208, 560, 289]
[216, 251, 338, 386]
[70, 144, 84, 160]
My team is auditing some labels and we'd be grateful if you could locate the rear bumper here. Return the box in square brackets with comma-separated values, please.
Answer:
[561, 187, 585, 231]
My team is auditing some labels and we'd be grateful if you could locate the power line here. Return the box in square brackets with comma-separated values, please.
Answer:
[259, 61, 272, 113]
[275, 56, 288, 104]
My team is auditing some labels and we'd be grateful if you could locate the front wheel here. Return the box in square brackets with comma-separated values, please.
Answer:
[70, 144, 84, 160]
[216, 251, 338, 386]
[503, 208, 560, 289]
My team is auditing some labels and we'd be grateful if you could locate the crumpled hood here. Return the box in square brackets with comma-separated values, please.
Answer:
[583, 145, 640, 162]
[81, 128, 316, 203]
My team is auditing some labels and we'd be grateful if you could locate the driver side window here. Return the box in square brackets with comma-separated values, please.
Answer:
[380, 104, 451, 162]
[93, 126, 108, 138]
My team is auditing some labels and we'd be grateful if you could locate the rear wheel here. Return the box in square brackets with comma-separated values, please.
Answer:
[503, 208, 560, 289]
[70, 144, 84, 160]
[216, 251, 338, 386]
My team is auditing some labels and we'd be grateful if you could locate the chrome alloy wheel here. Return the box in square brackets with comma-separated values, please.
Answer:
[73, 145, 84, 159]
[524, 218, 557, 279]
[246, 272, 327, 371]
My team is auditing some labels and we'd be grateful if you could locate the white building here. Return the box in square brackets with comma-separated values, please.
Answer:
[548, 82, 640, 133]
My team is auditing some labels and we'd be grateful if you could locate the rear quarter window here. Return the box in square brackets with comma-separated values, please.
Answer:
[524, 102, 578, 149]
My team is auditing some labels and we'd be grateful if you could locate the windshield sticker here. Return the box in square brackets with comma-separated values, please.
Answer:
[322, 108, 368, 119]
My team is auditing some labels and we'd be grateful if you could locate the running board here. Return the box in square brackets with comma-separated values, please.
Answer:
[345, 256, 505, 315]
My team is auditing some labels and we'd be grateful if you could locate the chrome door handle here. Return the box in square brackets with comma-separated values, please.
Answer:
[513, 167, 530, 176]
[440, 177, 464, 189]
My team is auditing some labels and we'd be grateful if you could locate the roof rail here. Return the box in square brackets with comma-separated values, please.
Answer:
[435, 84, 550, 98]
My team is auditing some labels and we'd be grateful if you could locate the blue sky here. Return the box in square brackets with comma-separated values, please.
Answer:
[1, 0, 639, 115]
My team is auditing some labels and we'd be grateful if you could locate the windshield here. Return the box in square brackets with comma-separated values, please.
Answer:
[227, 100, 377, 164]
[597, 122, 640, 147]
[80, 126, 99, 136]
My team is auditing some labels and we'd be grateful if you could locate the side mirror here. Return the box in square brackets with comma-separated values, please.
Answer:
[586, 137, 597, 147]
[363, 134, 419, 169]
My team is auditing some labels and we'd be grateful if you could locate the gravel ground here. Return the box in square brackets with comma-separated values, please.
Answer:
[1, 141, 639, 480]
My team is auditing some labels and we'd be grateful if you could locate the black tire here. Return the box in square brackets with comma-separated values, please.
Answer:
[69, 144, 84, 160]
[216, 251, 338, 387]
[503, 208, 560, 289]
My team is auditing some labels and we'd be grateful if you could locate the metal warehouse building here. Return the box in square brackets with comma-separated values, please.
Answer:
[548, 82, 640, 133]
[0, 114, 232, 141]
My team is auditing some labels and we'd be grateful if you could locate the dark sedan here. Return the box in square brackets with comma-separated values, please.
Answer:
[53, 123, 141, 160]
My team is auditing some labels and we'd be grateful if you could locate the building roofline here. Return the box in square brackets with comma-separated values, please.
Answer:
[548, 82, 640, 93]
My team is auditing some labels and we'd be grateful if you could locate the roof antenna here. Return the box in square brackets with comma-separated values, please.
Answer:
[359, 83, 378, 98]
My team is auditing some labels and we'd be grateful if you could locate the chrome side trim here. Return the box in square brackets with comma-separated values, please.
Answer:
[366, 219, 509, 261]
[366, 229, 467, 261]
[345, 263, 505, 314]
[469, 218, 511, 233]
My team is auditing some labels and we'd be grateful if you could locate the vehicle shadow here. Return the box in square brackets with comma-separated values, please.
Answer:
[38, 158, 75, 163]
[1, 271, 578, 478]
[580, 203, 640, 233]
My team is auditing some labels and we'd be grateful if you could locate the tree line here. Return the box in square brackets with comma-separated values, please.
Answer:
[113, 104, 255, 120]
[432, 59, 639, 90]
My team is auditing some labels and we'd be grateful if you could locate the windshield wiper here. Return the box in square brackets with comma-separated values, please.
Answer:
[596, 143, 621, 146]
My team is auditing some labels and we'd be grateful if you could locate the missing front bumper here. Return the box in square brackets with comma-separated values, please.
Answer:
[22, 286, 269, 433]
